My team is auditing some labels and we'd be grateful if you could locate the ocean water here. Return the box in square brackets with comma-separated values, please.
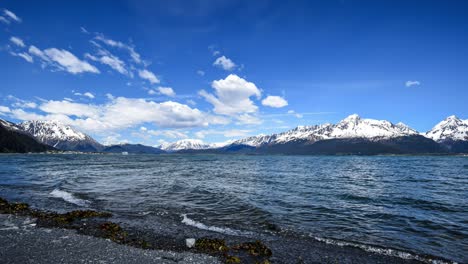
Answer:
[0, 154, 466, 262]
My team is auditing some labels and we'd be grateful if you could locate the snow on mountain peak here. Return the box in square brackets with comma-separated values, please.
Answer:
[342, 114, 361, 122]
[230, 115, 419, 148]
[331, 115, 416, 139]
[18, 120, 87, 143]
[160, 139, 210, 151]
[425, 115, 468, 142]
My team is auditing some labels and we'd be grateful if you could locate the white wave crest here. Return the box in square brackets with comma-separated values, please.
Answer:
[181, 214, 251, 236]
[50, 189, 90, 207]
[313, 236, 456, 264]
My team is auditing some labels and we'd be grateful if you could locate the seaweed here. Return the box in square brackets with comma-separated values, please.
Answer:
[195, 238, 228, 252]
[0, 197, 275, 263]
[231, 240, 272, 257]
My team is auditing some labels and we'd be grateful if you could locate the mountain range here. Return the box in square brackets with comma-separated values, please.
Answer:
[1, 114, 467, 154]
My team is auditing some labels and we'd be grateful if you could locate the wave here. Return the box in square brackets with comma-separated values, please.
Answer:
[312, 236, 456, 264]
[50, 189, 90, 207]
[181, 214, 251, 236]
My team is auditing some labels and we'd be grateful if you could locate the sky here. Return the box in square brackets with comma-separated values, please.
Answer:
[1, 0, 467, 145]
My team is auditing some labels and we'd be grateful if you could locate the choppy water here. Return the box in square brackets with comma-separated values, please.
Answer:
[0, 154, 467, 262]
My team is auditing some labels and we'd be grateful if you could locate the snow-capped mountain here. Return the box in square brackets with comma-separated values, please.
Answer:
[0, 118, 53, 153]
[0, 119, 20, 131]
[17, 120, 103, 152]
[425, 115, 468, 142]
[231, 114, 419, 147]
[160, 139, 211, 152]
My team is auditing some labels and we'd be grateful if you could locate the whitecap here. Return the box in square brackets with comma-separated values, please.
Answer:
[50, 189, 90, 207]
[181, 214, 251, 236]
[312, 236, 456, 264]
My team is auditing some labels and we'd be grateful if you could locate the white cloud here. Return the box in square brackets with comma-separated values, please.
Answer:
[84, 92, 95, 99]
[200, 74, 261, 116]
[7, 95, 37, 109]
[261, 95, 288, 108]
[195, 129, 251, 139]
[236, 114, 262, 125]
[95, 34, 142, 64]
[213, 56, 236, 71]
[3, 9, 21, 23]
[10, 36, 25, 47]
[405, 80, 420, 87]
[11, 52, 33, 63]
[287, 110, 303, 118]
[28, 46, 99, 74]
[0, 16, 9, 24]
[39, 100, 100, 118]
[73, 92, 95, 99]
[80, 27, 89, 34]
[13, 101, 36, 109]
[157, 87, 176, 97]
[147, 129, 188, 139]
[28, 46, 49, 61]
[138, 69, 160, 84]
[102, 132, 128, 146]
[99, 54, 128, 76]
[8, 97, 227, 133]
[43, 48, 99, 74]
[0, 105, 11, 113]
[84, 53, 98, 61]
[197, 70, 205, 76]
[148, 89, 157, 95]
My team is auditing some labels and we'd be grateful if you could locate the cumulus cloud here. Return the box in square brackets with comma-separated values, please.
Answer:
[0, 105, 11, 113]
[261, 95, 288, 108]
[199, 74, 261, 116]
[405, 80, 420, 87]
[157, 87, 176, 97]
[28, 46, 99, 74]
[7, 97, 227, 133]
[10, 36, 25, 47]
[3, 9, 21, 23]
[138, 69, 160, 84]
[213, 56, 236, 71]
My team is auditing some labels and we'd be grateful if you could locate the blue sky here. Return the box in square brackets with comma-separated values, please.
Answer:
[1, 0, 467, 145]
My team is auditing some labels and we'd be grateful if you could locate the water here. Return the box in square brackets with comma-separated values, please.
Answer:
[0, 154, 467, 262]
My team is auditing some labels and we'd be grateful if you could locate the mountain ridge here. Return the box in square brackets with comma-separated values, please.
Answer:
[1, 114, 467, 154]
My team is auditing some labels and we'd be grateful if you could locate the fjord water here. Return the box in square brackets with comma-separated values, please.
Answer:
[0, 154, 466, 262]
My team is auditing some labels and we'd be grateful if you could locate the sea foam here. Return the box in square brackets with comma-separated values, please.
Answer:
[312, 236, 456, 264]
[181, 214, 251, 236]
[50, 189, 90, 207]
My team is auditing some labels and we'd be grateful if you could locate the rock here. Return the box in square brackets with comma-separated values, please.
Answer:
[186, 238, 196, 248]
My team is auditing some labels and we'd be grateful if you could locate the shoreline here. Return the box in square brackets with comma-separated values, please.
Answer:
[0, 197, 457, 264]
